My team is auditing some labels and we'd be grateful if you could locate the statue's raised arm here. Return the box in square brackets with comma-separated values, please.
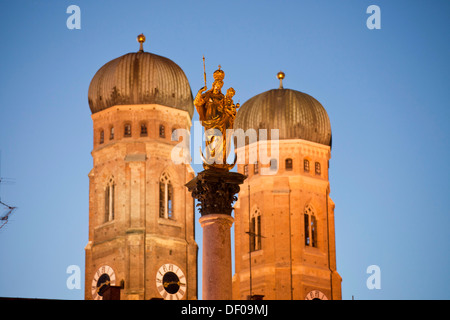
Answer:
[194, 86, 208, 121]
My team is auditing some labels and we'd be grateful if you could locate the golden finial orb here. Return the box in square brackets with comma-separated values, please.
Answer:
[277, 71, 285, 89]
[137, 33, 146, 52]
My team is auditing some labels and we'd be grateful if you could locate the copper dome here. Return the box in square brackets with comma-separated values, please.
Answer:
[234, 83, 331, 147]
[88, 49, 194, 117]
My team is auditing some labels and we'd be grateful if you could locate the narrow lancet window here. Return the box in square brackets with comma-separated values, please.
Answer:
[304, 204, 317, 247]
[159, 172, 173, 219]
[105, 178, 115, 222]
[250, 208, 262, 252]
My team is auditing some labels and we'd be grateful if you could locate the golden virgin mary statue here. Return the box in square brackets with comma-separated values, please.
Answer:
[194, 65, 239, 170]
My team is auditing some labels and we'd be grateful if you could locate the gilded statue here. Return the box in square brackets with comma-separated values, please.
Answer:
[194, 64, 239, 170]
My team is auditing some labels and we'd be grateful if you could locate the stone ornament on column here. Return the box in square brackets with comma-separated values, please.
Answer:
[187, 169, 245, 216]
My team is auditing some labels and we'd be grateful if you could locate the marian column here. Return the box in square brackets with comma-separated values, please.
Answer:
[186, 65, 245, 300]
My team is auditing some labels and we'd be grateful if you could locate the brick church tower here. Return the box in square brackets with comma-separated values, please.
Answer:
[84, 35, 197, 300]
[232, 72, 342, 300]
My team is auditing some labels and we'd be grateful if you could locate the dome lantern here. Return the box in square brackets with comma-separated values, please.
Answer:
[277, 71, 285, 89]
[137, 33, 146, 52]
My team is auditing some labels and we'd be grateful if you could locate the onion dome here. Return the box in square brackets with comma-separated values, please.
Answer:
[88, 34, 194, 117]
[234, 72, 332, 147]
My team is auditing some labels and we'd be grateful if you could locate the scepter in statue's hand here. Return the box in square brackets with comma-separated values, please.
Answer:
[203, 55, 207, 89]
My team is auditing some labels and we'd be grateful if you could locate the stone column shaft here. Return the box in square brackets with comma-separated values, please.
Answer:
[200, 214, 234, 300]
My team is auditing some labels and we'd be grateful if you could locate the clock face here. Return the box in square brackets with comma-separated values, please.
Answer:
[305, 289, 328, 300]
[91, 265, 116, 300]
[156, 263, 186, 300]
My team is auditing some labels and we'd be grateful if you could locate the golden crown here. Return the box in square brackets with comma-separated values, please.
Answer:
[213, 65, 225, 81]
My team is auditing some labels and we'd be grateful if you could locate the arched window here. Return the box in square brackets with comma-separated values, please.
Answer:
[304, 159, 310, 173]
[124, 123, 131, 137]
[304, 204, 317, 247]
[315, 162, 321, 176]
[270, 158, 277, 171]
[159, 172, 173, 219]
[159, 125, 165, 138]
[243, 164, 248, 176]
[110, 127, 115, 140]
[285, 158, 293, 171]
[105, 178, 115, 223]
[250, 208, 262, 252]
[140, 123, 148, 137]
[100, 130, 104, 144]
[171, 128, 178, 141]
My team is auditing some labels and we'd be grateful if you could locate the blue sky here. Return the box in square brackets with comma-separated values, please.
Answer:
[0, 0, 449, 300]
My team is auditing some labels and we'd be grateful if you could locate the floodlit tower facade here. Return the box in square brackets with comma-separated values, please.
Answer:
[232, 72, 342, 300]
[85, 35, 197, 300]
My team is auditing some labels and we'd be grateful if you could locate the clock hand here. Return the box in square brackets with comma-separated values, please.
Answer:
[163, 280, 181, 288]
[97, 280, 111, 293]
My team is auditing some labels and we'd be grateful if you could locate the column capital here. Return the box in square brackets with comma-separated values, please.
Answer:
[185, 169, 246, 216]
